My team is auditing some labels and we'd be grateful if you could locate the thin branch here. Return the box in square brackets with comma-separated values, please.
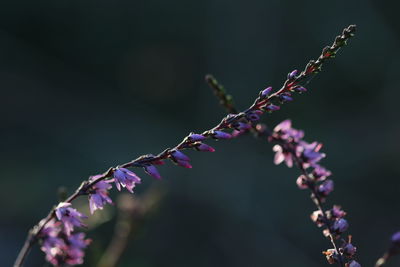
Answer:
[14, 24, 356, 267]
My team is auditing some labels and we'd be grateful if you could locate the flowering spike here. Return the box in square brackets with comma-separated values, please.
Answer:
[144, 165, 162, 179]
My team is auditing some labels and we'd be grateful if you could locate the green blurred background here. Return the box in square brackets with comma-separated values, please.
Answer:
[2, 0, 400, 266]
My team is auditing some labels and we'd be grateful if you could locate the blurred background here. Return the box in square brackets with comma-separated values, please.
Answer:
[2, 0, 400, 266]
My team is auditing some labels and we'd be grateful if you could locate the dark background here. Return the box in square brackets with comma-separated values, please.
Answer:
[2, 0, 400, 266]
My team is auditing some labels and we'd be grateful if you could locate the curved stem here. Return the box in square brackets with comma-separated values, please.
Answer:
[14, 25, 356, 267]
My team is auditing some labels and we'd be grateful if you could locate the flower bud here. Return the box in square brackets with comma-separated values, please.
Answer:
[188, 133, 206, 141]
[144, 165, 161, 179]
[260, 86, 273, 97]
[212, 130, 232, 139]
[332, 218, 349, 234]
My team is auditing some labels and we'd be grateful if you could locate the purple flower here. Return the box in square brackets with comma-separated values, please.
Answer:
[261, 86, 273, 97]
[144, 165, 162, 179]
[55, 202, 87, 236]
[195, 142, 215, 152]
[273, 144, 293, 167]
[65, 233, 91, 265]
[171, 150, 190, 161]
[171, 150, 192, 168]
[212, 130, 232, 139]
[40, 220, 67, 265]
[280, 94, 293, 102]
[391, 231, 400, 245]
[272, 120, 304, 142]
[342, 243, 357, 257]
[311, 165, 331, 181]
[297, 141, 325, 167]
[188, 133, 205, 141]
[293, 86, 307, 93]
[326, 205, 346, 219]
[347, 260, 361, 267]
[264, 104, 280, 112]
[332, 218, 349, 234]
[288, 69, 298, 79]
[88, 181, 113, 214]
[113, 167, 141, 193]
[318, 180, 334, 197]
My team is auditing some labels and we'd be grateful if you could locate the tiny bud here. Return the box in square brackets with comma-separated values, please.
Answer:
[346, 260, 361, 267]
[195, 143, 215, 152]
[391, 231, 400, 246]
[264, 104, 280, 112]
[261, 86, 273, 97]
[144, 165, 161, 179]
[247, 112, 260, 121]
[280, 94, 293, 102]
[288, 69, 298, 80]
[332, 218, 349, 234]
[213, 130, 232, 139]
[294, 86, 307, 93]
[233, 122, 252, 131]
[171, 150, 190, 161]
[188, 133, 206, 141]
[176, 159, 192, 169]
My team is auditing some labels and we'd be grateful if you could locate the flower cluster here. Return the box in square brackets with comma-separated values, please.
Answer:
[39, 218, 91, 265]
[269, 120, 361, 266]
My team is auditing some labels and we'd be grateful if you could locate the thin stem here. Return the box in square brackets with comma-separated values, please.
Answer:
[14, 25, 356, 267]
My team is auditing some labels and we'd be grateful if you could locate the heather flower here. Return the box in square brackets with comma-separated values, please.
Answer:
[391, 231, 400, 245]
[310, 210, 325, 227]
[293, 86, 307, 93]
[88, 181, 113, 214]
[171, 150, 190, 161]
[272, 120, 304, 142]
[40, 220, 66, 265]
[327, 205, 346, 220]
[332, 218, 349, 234]
[346, 260, 361, 267]
[296, 175, 308, 189]
[188, 133, 205, 141]
[311, 165, 332, 181]
[113, 167, 141, 193]
[212, 130, 232, 139]
[264, 104, 280, 112]
[55, 203, 87, 236]
[194, 142, 215, 152]
[298, 141, 325, 167]
[273, 144, 293, 167]
[65, 233, 91, 265]
[279, 93, 293, 102]
[288, 69, 298, 80]
[260, 86, 273, 97]
[144, 165, 162, 179]
[342, 243, 357, 257]
[318, 180, 334, 197]
[233, 122, 252, 131]
[170, 150, 192, 168]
